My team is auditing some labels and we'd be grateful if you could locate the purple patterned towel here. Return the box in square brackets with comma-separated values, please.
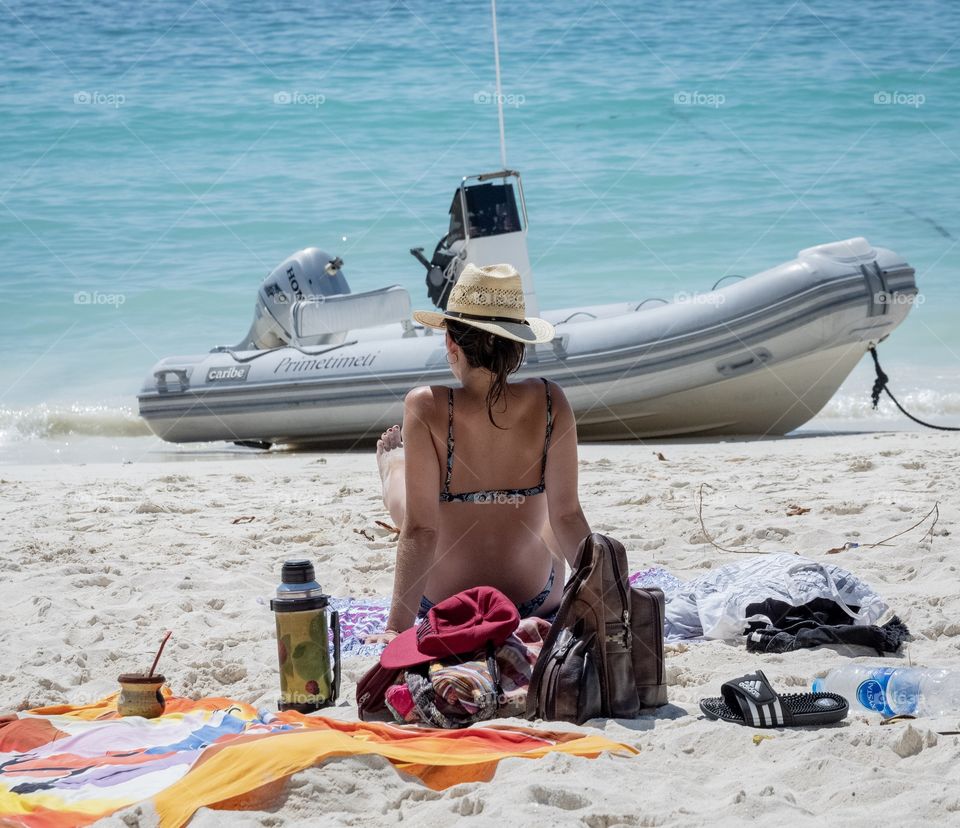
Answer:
[332, 567, 683, 658]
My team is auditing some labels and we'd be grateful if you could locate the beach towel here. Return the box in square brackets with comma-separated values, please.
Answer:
[333, 566, 683, 657]
[0, 691, 635, 828]
[334, 559, 890, 649]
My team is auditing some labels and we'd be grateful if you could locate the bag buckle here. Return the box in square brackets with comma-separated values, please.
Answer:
[553, 628, 573, 659]
[605, 610, 631, 649]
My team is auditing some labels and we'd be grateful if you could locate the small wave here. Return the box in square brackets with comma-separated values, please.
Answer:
[819, 389, 960, 420]
[2, 388, 956, 442]
[0, 404, 151, 440]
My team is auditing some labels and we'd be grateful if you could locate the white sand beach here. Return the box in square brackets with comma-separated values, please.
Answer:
[3, 431, 959, 826]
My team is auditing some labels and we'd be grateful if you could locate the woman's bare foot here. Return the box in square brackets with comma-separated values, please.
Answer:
[377, 425, 406, 526]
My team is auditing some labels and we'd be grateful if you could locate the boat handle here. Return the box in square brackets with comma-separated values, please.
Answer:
[154, 368, 189, 393]
[716, 348, 772, 378]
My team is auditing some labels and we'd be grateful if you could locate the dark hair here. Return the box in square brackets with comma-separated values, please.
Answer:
[446, 320, 525, 428]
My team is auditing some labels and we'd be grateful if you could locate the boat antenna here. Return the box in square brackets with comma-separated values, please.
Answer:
[491, 0, 508, 169]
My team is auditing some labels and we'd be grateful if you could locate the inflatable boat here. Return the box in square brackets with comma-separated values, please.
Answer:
[138, 170, 917, 447]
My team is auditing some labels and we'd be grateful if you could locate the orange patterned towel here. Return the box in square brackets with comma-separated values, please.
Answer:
[0, 691, 636, 827]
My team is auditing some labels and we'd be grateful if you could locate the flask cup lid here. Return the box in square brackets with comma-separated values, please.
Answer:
[273, 559, 325, 603]
[281, 559, 316, 585]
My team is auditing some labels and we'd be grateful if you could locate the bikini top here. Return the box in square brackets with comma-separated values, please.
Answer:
[440, 378, 554, 504]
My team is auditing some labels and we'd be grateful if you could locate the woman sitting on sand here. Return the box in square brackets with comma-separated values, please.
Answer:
[367, 264, 591, 643]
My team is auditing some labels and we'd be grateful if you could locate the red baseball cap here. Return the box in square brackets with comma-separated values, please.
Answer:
[380, 586, 520, 669]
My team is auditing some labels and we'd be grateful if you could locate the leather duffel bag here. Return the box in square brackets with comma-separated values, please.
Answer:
[525, 533, 667, 723]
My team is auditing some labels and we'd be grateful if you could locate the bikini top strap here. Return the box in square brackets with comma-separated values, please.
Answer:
[443, 387, 455, 495]
[539, 378, 553, 485]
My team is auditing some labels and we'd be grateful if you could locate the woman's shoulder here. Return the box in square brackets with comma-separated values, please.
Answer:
[508, 376, 556, 391]
[511, 377, 569, 404]
[404, 385, 450, 415]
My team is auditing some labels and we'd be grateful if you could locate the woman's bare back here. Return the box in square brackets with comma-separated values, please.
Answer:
[376, 364, 588, 636]
[418, 377, 559, 608]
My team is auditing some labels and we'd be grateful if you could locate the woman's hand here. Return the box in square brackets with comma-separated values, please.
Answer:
[364, 629, 399, 645]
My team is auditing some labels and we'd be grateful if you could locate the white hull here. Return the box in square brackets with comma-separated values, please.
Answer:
[138, 238, 916, 446]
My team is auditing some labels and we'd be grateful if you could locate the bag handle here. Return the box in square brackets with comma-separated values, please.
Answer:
[526, 534, 595, 718]
[330, 610, 342, 704]
[787, 561, 862, 622]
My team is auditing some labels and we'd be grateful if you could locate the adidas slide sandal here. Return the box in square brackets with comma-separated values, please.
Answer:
[699, 669, 848, 728]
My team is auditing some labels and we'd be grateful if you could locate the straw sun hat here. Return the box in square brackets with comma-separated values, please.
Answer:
[412, 263, 555, 344]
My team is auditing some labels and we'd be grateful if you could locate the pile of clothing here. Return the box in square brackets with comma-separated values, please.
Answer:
[360, 587, 554, 727]
[385, 618, 551, 727]
[663, 553, 908, 652]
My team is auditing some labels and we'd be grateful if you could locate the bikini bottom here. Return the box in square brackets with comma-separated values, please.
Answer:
[418, 566, 556, 620]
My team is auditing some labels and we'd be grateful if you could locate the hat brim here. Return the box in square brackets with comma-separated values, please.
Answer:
[413, 310, 555, 344]
[379, 627, 435, 669]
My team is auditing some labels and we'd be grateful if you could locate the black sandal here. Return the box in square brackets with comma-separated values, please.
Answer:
[699, 669, 848, 728]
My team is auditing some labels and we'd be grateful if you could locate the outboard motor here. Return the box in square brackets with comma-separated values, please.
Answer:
[410, 191, 468, 309]
[229, 248, 348, 350]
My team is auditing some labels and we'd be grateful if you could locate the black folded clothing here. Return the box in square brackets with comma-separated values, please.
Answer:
[743, 597, 910, 655]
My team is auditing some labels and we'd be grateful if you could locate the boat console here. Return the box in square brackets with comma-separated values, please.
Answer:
[410, 170, 536, 313]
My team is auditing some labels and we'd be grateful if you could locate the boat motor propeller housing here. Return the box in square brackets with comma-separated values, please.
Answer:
[231, 248, 349, 350]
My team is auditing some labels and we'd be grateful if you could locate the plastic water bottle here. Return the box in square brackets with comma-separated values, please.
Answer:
[813, 665, 960, 717]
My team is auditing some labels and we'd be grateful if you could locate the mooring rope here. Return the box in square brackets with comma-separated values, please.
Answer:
[868, 345, 960, 431]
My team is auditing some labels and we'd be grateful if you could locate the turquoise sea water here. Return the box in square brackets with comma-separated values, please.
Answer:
[1, 0, 958, 459]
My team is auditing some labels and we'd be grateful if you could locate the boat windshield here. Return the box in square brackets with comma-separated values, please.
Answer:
[448, 181, 523, 240]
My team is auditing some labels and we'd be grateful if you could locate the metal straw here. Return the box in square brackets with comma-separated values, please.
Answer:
[147, 630, 172, 677]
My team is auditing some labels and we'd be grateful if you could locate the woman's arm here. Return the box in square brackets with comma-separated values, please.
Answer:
[384, 386, 441, 633]
[544, 382, 591, 566]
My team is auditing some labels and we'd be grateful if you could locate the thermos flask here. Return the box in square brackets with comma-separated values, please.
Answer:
[270, 559, 341, 712]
